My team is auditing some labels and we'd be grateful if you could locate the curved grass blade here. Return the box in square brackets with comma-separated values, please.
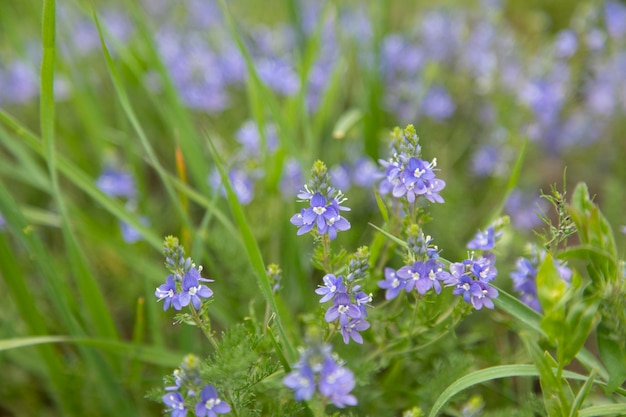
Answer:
[428, 365, 607, 417]
[578, 404, 626, 417]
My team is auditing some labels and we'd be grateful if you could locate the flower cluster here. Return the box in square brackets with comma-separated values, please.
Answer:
[444, 225, 503, 310]
[283, 344, 357, 408]
[95, 165, 149, 243]
[447, 256, 499, 310]
[155, 236, 214, 311]
[379, 229, 450, 300]
[510, 244, 572, 312]
[162, 355, 231, 417]
[318, 247, 372, 344]
[379, 125, 446, 204]
[290, 160, 351, 240]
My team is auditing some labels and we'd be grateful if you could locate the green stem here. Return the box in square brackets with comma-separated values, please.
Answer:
[189, 306, 218, 350]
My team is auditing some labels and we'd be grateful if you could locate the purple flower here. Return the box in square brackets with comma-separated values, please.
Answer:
[378, 267, 405, 300]
[280, 158, 303, 199]
[467, 226, 500, 251]
[330, 164, 352, 191]
[162, 391, 187, 417]
[452, 275, 482, 304]
[283, 361, 316, 401]
[354, 291, 373, 317]
[324, 292, 361, 325]
[397, 261, 429, 294]
[605, 1, 626, 39]
[471, 281, 498, 310]
[194, 385, 231, 417]
[315, 274, 345, 303]
[421, 85, 455, 121]
[96, 167, 136, 199]
[472, 256, 497, 282]
[120, 216, 150, 244]
[352, 157, 383, 188]
[340, 318, 370, 344]
[319, 358, 358, 408]
[155, 275, 181, 311]
[554, 29, 578, 58]
[422, 259, 449, 295]
[178, 267, 214, 310]
[291, 193, 350, 240]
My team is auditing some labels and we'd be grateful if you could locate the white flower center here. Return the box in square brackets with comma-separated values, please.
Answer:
[411, 271, 421, 281]
[338, 305, 349, 314]
[462, 283, 470, 291]
[313, 206, 326, 215]
[392, 278, 400, 288]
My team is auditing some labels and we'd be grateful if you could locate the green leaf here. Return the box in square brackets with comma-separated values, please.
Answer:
[428, 364, 594, 417]
[561, 298, 599, 366]
[537, 253, 568, 317]
[578, 404, 626, 417]
[368, 222, 408, 248]
[331, 109, 363, 139]
[568, 368, 597, 417]
[597, 322, 626, 392]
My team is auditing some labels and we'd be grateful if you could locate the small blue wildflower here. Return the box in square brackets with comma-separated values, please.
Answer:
[120, 216, 150, 244]
[315, 274, 346, 303]
[452, 274, 481, 304]
[96, 167, 136, 199]
[194, 385, 231, 417]
[179, 267, 214, 310]
[354, 290, 373, 317]
[319, 358, 358, 408]
[421, 85, 456, 121]
[510, 246, 572, 312]
[448, 258, 499, 309]
[422, 259, 449, 295]
[291, 193, 350, 240]
[352, 157, 383, 188]
[325, 292, 361, 325]
[340, 318, 370, 345]
[397, 261, 428, 294]
[467, 226, 499, 251]
[155, 275, 181, 311]
[283, 360, 316, 401]
[330, 164, 352, 191]
[284, 344, 357, 407]
[378, 267, 405, 300]
[605, 1, 626, 39]
[162, 391, 187, 417]
[471, 281, 499, 310]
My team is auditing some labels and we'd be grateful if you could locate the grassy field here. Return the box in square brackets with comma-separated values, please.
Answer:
[1, 0, 625, 416]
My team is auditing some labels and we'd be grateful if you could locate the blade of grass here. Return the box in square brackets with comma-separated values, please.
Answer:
[206, 132, 296, 363]
[0, 335, 185, 368]
[428, 365, 609, 417]
[93, 10, 193, 234]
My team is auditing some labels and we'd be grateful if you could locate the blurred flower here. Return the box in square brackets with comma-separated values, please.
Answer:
[96, 167, 137, 199]
[467, 226, 500, 251]
[605, 1, 626, 40]
[236, 120, 278, 157]
[421, 85, 456, 121]
[120, 216, 149, 244]
[194, 385, 231, 417]
[505, 190, 546, 230]
[284, 344, 357, 408]
[554, 29, 578, 58]
[0, 60, 39, 104]
[162, 392, 187, 417]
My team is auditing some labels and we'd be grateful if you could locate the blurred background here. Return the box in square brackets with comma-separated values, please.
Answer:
[0, 0, 625, 415]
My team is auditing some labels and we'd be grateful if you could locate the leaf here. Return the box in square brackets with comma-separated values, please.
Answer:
[368, 222, 408, 248]
[427, 364, 595, 417]
[560, 298, 599, 366]
[332, 109, 363, 139]
[578, 404, 626, 417]
[597, 322, 626, 392]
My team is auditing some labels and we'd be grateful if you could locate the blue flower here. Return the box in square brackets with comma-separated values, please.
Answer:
[319, 358, 358, 408]
[471, 281, 499, 310]
[291, 192, 350, 240]
[96, 167, 136, 199]
[397, 261, 428, 294]
[315, 274, 345, 303]
[340, 318, 370, 344]
[378, 267, 405, 300]
[283, 360, 316, 401]
[284, 344, 358, 407]
[467, 226, 498, 251]
[179, 267, 214, 310]
[194, 385, 231, 417]
[452, 274, 482, 304]
[324, 292, 361, 325]
[162, 391, 187, 417]
[155, 275, 181, 311]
